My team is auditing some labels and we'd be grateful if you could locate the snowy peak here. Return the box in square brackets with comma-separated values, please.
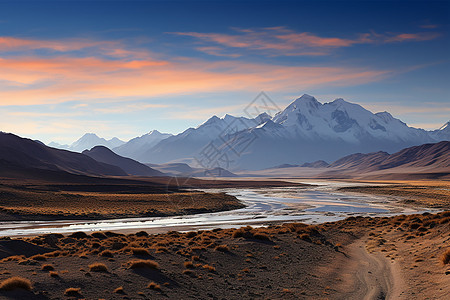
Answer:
[438, 121, 449, 131]
[49, 133, 125, 153]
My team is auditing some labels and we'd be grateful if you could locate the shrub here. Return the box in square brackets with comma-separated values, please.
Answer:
[0, 277, 32, 291]
[127, 259, 159, 270]
[49, 271, 59, 277]
[41, 264, 54, 271]
[147, 281, 161, 291]
[184, 261, 194, 269]
[202, 264, 216, 272]
[99, 250, 114, 257]
[64, 288, 82, 297]
[114, 286, 125, 294]
[131, 247, 151, 256]
[253, 233, 270, 241]
[298, 233, 311, 242]
[30, 254, 46, 261]
[91, 231, 107, 239]
[88, 263, 108, 272]
[442, 249, 450, 265]
[214, 245, 229, 252]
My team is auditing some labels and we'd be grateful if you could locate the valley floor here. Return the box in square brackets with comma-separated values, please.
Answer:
[0, 211, 448, 299]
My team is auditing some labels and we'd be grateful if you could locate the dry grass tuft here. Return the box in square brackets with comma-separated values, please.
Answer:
[127, 259, 159, 270]
[214, 245, 230, 252]
[99, 250, 114, 257]
[41, 264, 54, 271]
[202, 264, 216, 272]
[30, 254, 46, 261]
[64, 287, 82, 297]
[114, 286, 125, 294]
[88, 262, 108, 272]
[49, 271, 59, 277]
[441, 248, 450, 265]
[184, 261, 194, 269]
[147, 281, 161, 291]
[0, 277, 32, 291]
[131, 247, 151, 256]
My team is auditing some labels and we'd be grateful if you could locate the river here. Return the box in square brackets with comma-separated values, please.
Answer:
[0, 180, 436, 237]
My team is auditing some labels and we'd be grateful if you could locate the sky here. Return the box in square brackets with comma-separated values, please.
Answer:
[0, 0, 449, 144]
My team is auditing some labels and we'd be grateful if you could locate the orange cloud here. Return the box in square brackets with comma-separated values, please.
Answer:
[0, 54, 389, 106]
[170, 27, 441, 57]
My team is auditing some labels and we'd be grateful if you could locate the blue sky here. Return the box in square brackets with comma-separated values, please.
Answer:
[0, 0, 448, 144]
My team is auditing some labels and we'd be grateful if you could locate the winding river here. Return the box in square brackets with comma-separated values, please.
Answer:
[0, 180, 436, 237]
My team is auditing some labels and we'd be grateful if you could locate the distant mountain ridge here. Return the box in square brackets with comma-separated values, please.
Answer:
[82, 146, 164, 176]
[140, 94, 449, 169]
[49, 133, 125, 152]
[47, 94, 449, 170]
[0, 132, 127, 176]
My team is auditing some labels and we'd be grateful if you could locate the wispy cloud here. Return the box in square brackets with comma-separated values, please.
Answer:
[0, 55, 390, 106]
[169, 27, 441, 57]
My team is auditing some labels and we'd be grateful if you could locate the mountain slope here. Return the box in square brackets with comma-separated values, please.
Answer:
[209, 95, 443, 169]
[0, 132, 127, 176]
[138, 113, 270, 164]
[83, 146, 164, 176]
[49, 133, 125, 152]
[113, 130, 172, 161]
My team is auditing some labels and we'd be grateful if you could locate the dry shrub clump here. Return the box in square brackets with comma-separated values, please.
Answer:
[64, 287, 82, 297]
[184, 261, 194, 269]
[127, 259, 159, 270]
[49, 271, 59, 277]
[441, 249, 450, 265]
[131, 247, 151, 256]
[202, 264, 216, 272]
[114, 286, 125, 294]
[0, 277, 32, 291]
[147, 281, 161, 291]
[41, 264, 54, 271]
[99, 250, 114, 257]
[214, 245, 230, 252]
[30, 254, 46, 261]
[88, 263, 108, 272]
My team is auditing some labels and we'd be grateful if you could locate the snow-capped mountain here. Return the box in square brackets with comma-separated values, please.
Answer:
[137, 113, 271, 164]
[49, 133, 125, 152]
[430, 121, 450, 141]
[139, 94, 448, 170]
[113, 130, 172, 161]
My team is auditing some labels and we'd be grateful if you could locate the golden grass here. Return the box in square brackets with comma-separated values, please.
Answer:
[0, 277, 32, 291]
[441, 249, 450, 265]
[131, 247, 151, 256]
[147, 281, 161, 291]
[127, 259, 159, 270]
[0, 184, 243, 219]
[88, 263, 108, 272]
[64, 287, 82, 297]
[202, 264, 216, 272]
[41, 264, 54, 271]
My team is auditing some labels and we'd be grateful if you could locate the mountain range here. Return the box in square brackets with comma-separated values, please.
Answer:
[48, 94, 449, 170]
[49, 133, 125, 153]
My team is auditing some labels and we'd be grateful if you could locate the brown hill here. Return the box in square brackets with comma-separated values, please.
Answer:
[0, 132, 126, 176]
[83, 146, 164, 176]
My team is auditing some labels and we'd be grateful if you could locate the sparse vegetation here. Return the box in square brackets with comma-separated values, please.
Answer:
[441, 249, 450, 265]
[89, 263, 108, 272]
[147, 281, 161, 291]
[0, 277, 32, 291]
[41, 264, 54, 271]
[64, 287, 82, 297]
[127, 259, 159, 270]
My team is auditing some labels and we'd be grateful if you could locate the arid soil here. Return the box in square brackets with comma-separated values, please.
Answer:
[0, 176, 306, 221]
[0, 211, 448, 299]
[339, 180, 450, 208]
